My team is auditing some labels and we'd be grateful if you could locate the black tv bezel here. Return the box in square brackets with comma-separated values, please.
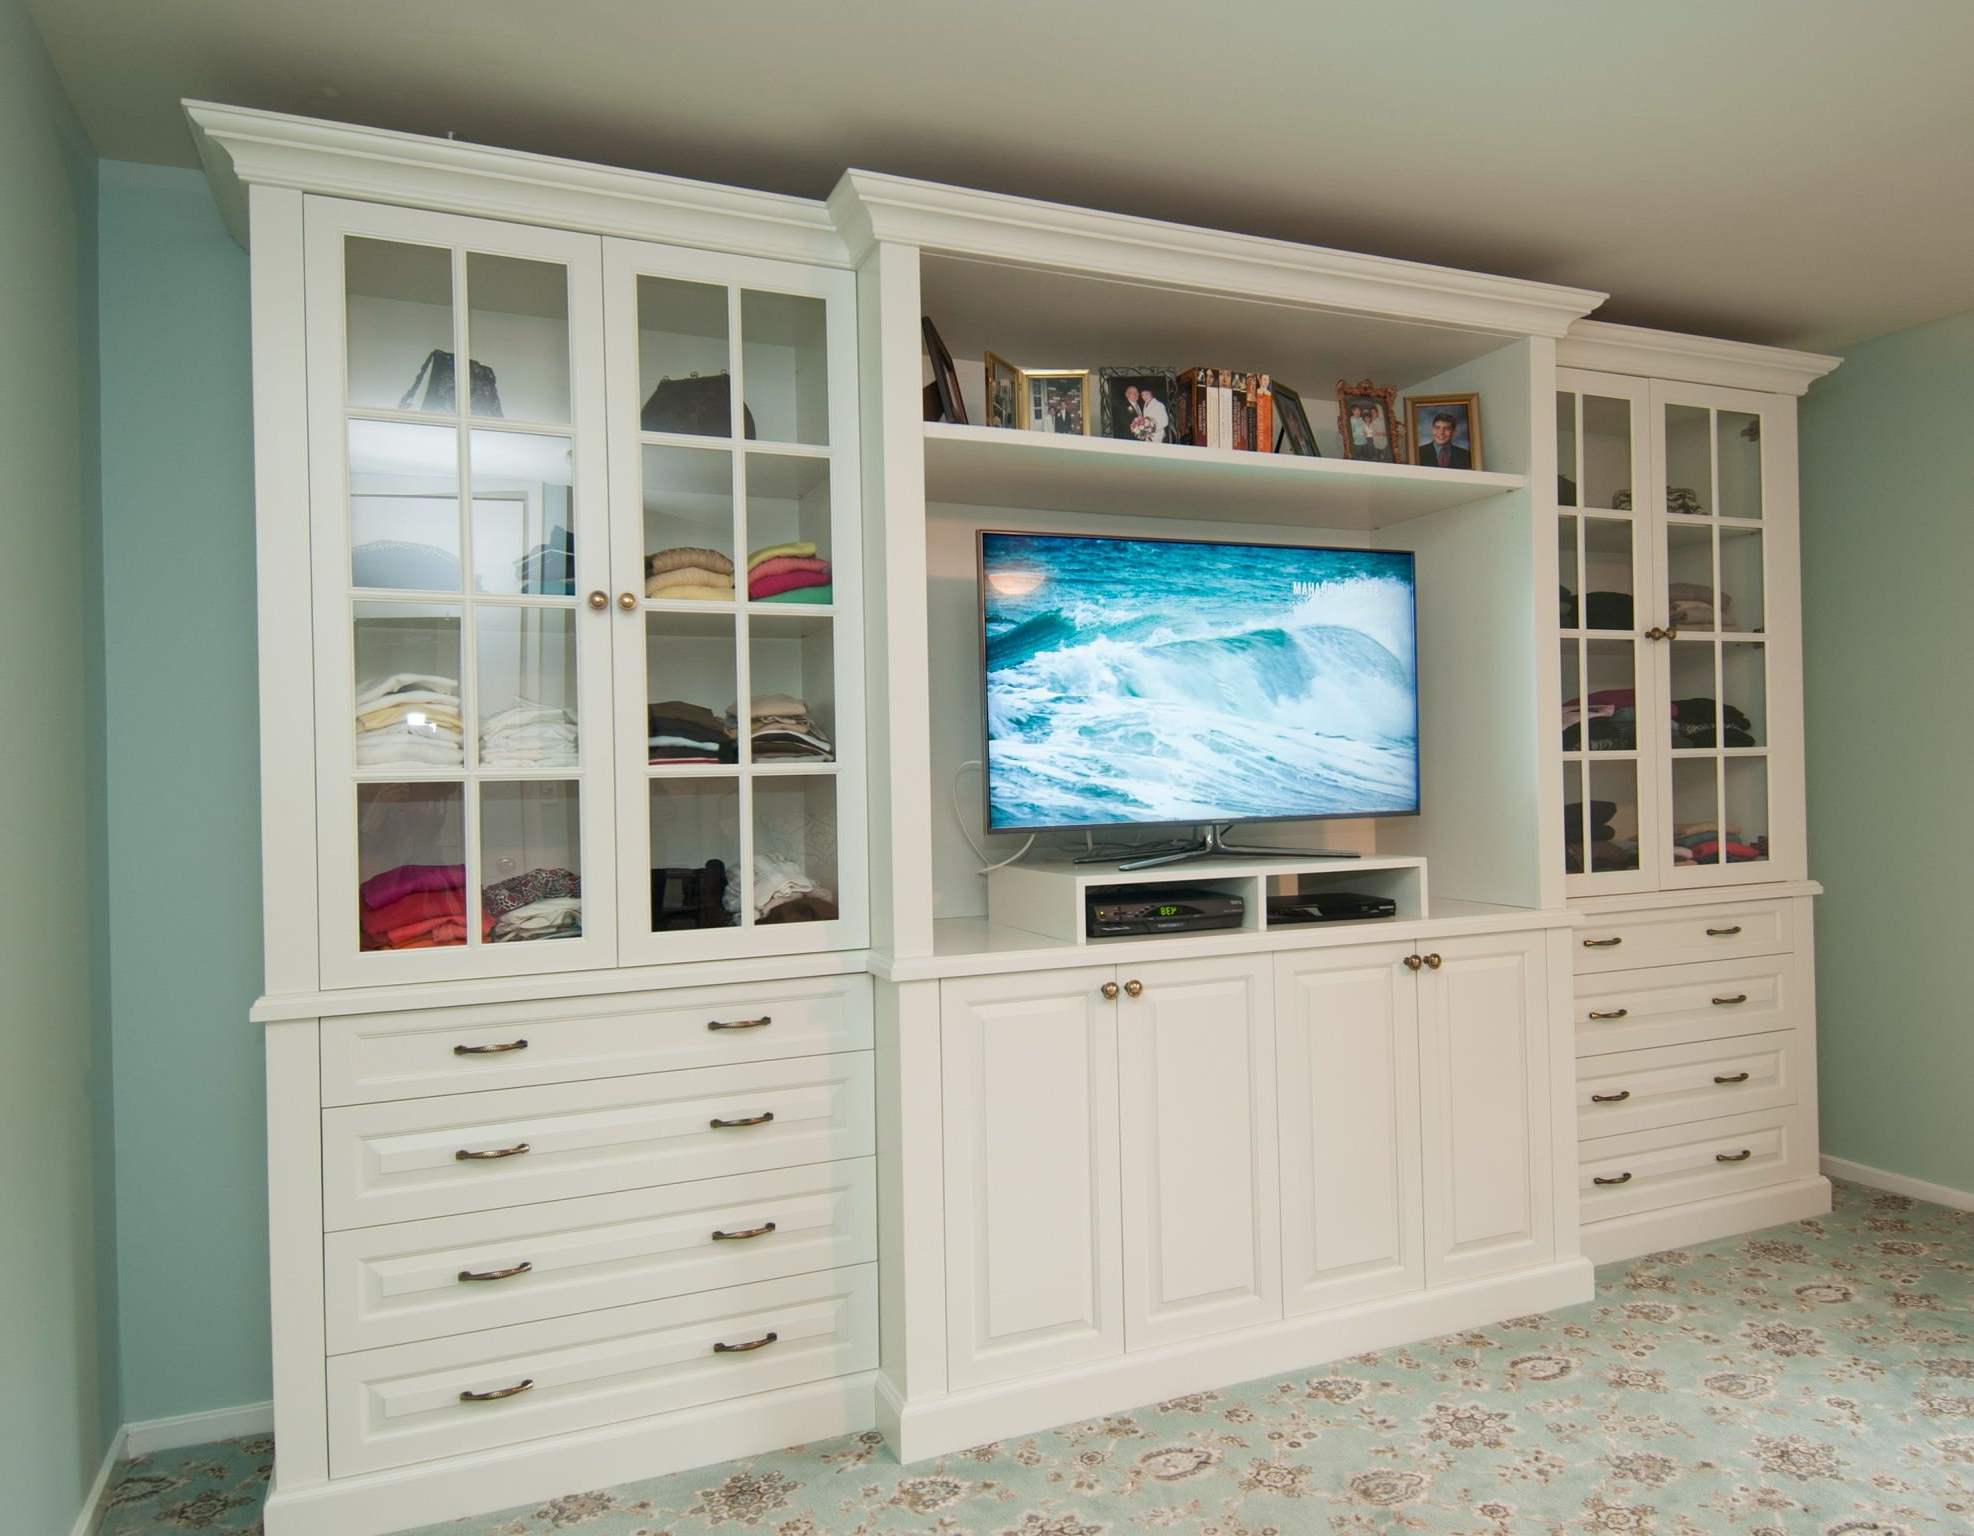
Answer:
[976, 527, 1422, 838]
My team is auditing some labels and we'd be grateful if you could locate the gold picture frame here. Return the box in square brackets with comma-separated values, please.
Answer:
[1405, 391, 1483, 471]
[984, 351, 1024, 431]
[1023, 368, 1092, 436]
[1336, 378, 1400, 463]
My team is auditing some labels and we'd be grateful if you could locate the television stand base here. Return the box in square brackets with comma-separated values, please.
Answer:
[1079, 823, 1363, 873]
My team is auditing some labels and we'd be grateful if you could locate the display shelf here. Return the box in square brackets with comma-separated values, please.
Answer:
[922, 422, 1524, 529]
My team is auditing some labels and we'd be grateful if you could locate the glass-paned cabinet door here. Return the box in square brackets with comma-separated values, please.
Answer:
[1556, 371, 1656, 895]
[305, 200, 616, 985]
[602, 238, 865, 964]
[1651, 380, 1800, 886]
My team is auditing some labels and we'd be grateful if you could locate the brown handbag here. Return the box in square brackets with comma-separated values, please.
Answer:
[640, 372, 757, 439]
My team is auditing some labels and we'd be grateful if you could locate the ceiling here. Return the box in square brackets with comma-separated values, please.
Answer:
[27, 0, 1974, 354]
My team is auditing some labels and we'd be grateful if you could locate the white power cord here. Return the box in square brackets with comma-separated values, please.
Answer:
[952, 759, 1035, 873]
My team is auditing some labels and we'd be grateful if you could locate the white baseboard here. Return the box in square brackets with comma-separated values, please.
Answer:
[68, 1425, 127, 1536]
[1822, 1155, 1974, 1212]
[124, 1400, 275, 1457]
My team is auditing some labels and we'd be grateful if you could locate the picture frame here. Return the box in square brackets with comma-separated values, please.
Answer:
[921, 316, 966, 425]
[1271, 381, 1320, 457]
[1336, 378, 1399, 463]
[1024, 368, 1092, 435]
[1097, 366, 1179, 444]
[1405, 391, 1483, 471]
[983, 352, 1024, 431]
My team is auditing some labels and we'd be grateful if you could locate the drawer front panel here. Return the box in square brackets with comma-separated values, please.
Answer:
[327, 1263, 877, 1477]
[1578, 1105, 1814, 1223]
[1576, 1031, 1798, 1140]
[324, 1053, 874, 1230]
[1574, 954, 1804, 1058]
[325, 1157, 877, 1354]
[1573, 900, 1792, 975]
[322, 975, 873, 1105]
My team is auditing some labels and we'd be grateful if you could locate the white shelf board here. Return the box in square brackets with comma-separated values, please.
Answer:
[923, 422, 1525, 530]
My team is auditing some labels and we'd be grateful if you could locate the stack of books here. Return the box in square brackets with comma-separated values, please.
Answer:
[1175, 368, 1274, 451]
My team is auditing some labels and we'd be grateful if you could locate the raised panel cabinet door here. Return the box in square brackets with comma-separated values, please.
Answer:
[1275, 944, 1423, 1315]
[1117, 955, 1280, 1350]
[1418, 930, 1554, 1286]
[940, 969, 1124, 1390]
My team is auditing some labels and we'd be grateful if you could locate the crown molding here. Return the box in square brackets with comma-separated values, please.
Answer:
[183, 101, 848, 266]
[830, 170, 1604, 339]
[1559, 319, 1840, 395]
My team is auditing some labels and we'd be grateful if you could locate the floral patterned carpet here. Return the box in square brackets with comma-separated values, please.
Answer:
[100, 1178, 1973, 1536]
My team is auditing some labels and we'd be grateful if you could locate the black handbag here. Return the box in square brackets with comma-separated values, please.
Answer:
[398, 349, 503, 417]
[640, 372, 756, 439]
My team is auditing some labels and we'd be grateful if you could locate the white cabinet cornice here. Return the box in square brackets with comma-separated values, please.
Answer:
[1559, 319, 1840, 396]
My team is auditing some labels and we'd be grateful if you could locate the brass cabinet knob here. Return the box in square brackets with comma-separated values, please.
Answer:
[1101, 981, 1119, 1001]
[1123, 979, 1144, 998]
[1423, 952, 1442, 970]
[617, 591, 638, 611]
[1403, 954, 1424, 971]
[587, 590, 608, 610]
[1664, 624, 1679, 640]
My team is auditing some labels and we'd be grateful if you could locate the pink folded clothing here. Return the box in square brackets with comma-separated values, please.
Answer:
[748, 555, 831, 584]
[750, 568, 832, 600]
[361, 887, 465, 941]
[360, 863, 466, 911]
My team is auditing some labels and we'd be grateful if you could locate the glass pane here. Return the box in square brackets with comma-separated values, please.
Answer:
[649, 779, 740, 930]
[1723, 758, 1772, 867]
[1581, 394, 1632, 511]
[644, 446, 736, 601]
[741, 289, 829, 446]
[637, 276, 736, 438]
[1566, 641, 1637, 752]
[1723, 643, 1768, 748]
[465, 253, 569, 423]
[1562, 759, 1587, 874]
[1559, 640, 1582, 746]
[345, 237, 453, 415]
[354, 602, 463, 770]
[1671, 759, 1722, 870]
[1668, 641, 1720, 751]
[357, 782, 466, 950]
[745, 453, 834, 606]
[646, 612, 738, 764]
[349, 420, 461, 591]
[1587, 760, 1641, 873]
[1718, 409, 1764, 520]
[476, 607, 578, 769]
[1719, 527, 1766, 633]
[746, 615, 836, 763]
[470, 432, 575, 596]
[1555, 394, 1579, 507]
[481, 782, 583, 943]
[1581, 517, 1636, 632]
[751, 775, 839, 925]
[1665, 523, 1715, 630]
[1557, 514, 1581, 628]
[1665, 404, 1712, 518]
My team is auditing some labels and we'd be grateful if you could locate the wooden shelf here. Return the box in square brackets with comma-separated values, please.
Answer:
[922, 422, 1525, 530]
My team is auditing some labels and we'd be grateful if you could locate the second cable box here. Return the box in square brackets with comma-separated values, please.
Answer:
[1266, 891, 1398, 923]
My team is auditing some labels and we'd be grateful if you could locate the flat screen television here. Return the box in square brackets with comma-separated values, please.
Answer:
[980, 530, 1419, 849]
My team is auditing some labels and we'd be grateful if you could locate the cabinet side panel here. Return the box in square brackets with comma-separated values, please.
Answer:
[266, 1019, 327, 1489]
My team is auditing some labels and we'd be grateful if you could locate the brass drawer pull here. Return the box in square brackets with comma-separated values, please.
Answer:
[713, 1331, 779, 1354]
[707, 1015, 772, 1031]
[1590, 1090, 1631, 1103]
[459, 1378, 534, 1402]
[711, 1222, 777, 1242]
[1593, 1172, 1632, 1186]
[1713, 1071, 1751, 1085]
[710, 1111, 775, 1129]
[1588, 1008, 1629, 1020]
[1706, 925, 1743, 937]
[458, 1261, 533, 1283]
[454, 1039, 528, 1055]
[1583, 936, 1622, 948]
[455, 1142, 531, 1161]
[1716, 1148, 1753, 1163]
[1713, 993, 1749, 1006]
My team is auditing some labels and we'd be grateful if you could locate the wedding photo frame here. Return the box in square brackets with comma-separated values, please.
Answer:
[1097, 366, 1179, 444]
[1025, 368, 1092, 435]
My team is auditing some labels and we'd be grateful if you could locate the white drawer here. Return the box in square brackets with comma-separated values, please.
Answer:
[323, 1052, 874, 1230]
[321, 974, 873, 1105]
[1575, 953, 1805, 1057]
[1574, 899, 1792, 974]
[1578, 1104, 1815, 1224]
[325, 1157, 877, 1354]
[1576, 1031, 1799, 1140]
[328, 1263, 877, 1477]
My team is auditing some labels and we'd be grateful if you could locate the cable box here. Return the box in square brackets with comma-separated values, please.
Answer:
[1267, 891, 1398, 923]
[1086, 884, 1245, 937]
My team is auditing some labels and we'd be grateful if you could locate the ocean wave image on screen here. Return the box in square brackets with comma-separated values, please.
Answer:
[982, 532, 1418, 829]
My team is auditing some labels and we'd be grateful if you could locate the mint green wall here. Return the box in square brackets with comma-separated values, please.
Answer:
[97, 160, 270, 1420]
[0, 0, 111, 1526]
[1800, 309, 1974, 1194]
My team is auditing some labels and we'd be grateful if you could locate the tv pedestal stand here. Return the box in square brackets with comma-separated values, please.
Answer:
[1076, 823, 1363, 873]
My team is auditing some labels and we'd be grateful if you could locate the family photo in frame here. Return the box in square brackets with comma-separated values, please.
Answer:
[1336, 379, 1399, 463]
[1098, 367, 1179, 444]
[1026, 369, 1091, 435]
